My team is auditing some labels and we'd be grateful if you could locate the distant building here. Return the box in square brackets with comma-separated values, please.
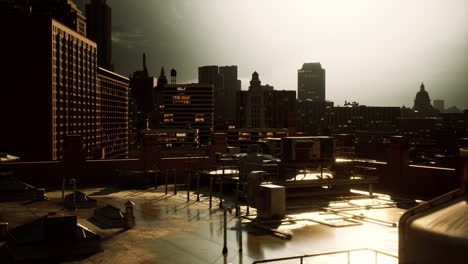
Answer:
[86, 0, 112, 70]
[97, 67, 129, 159]
[198, 65, 240, 129]
[298, 63, 326, 101]
[325, 102, 401, 133]
[158, 83, 214, 145]
[433, 99, 445, 112]
[413, 82, 437, 117]
[297, 100, 334, 135]
[226, 128, 288, 152]
[1, 17, 100, 160]
[237, 72, 296, 130]
[142, 129, 199, 149]
[129, 54, 156, 130]
[219, 66, 241, 127]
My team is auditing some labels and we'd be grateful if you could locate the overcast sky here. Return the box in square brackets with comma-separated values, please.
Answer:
[79, 0, 468, 109]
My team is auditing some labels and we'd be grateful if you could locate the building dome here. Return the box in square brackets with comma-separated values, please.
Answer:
[413, 82, 432, 114]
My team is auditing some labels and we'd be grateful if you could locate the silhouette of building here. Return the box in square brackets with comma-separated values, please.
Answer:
[413, 82, 437, 116]
[97, 67, 129, 159]
[85, 0, 112, 69]
[198, 65, 241, 129]
[297, 100, 334, 135]
[237, 72, 296, 129]
[298, 63, 326, 101]
[158, 83, 214, 145]
[1, 17, 100, 160]
[219, 66, 241, 127]
[128, 55, 157, 157]
[1, 0, 87, 36]
[433, 99, 445, 112]
[325, 102, 401, 133]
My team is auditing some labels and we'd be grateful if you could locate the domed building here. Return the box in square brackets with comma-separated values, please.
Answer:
[413, 82, 438, 117]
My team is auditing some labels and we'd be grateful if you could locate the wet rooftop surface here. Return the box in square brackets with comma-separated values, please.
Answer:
[0, 186, 411, 264]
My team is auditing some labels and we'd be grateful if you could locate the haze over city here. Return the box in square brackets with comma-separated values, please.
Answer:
[78, 0, 468, 109]
[2, 1, 468, 263]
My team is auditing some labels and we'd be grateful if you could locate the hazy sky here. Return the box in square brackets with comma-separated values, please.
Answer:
[80, 0, 468, 109]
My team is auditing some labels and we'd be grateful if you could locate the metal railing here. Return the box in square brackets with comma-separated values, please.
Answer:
[252, 248, 397, 264]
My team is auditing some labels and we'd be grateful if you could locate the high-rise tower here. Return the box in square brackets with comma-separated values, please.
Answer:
[298, 63, 326, 101]
[86, 0, 112, 70]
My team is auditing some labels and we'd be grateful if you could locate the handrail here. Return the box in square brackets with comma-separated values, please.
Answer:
[252, 248, 397, 264]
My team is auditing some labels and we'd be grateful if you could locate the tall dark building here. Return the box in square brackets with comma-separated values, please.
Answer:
[1, 17, 100, 160]
[86, 0, 112, 70]
[219, 66, 241, 126]
[129, 54, 156, 131]
[297, 100, 334, 135]
[413, 82, 438, 117]
[298, 63, 326, 101]
[198, 65, 240, 129]
[237, 72, 296, 129]
[98, 67, 129, 159]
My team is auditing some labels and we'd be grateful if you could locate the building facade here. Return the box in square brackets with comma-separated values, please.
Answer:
[97, 67, 129, 159]
[198, 65, 241, 129]
[297, 99, 334, 135]
[237, 72, 296, 130]
[158, 84, 214, 145]
[298, 63, 326, 101]
[1, 17, 100, 160]
[325, 102, 401, 133]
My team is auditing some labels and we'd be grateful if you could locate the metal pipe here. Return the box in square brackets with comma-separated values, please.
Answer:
[222, 208, 228, 255]
[174, 169, 177, 195]
[196, 173, 200, 202]
[187, 170, 191, 202]
[219, 176, 223, 208]
[165, 169, 168, 195]
[235, 182, 239, 216]
[238, 206, 242, 252]
[209, 176, 213, 208]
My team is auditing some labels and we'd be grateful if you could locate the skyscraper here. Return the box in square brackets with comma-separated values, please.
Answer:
[198, 65, 240, 129]
[1, 16, 100, 160]
[298, 63, 326, 101]
[219, 66, 241, 127]
[86, 0, 112, 70]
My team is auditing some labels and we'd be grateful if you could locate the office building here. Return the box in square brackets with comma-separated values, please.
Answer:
[219, 66, 241, 127]
[86, 0, 112, 69]
[199, 65, 241, 129]
[158, 83, 214, 144]
[325, 102, 401, 133]
[433, 99, 445, 113]
[297, 99, 334, 135]
[237, 72, 296, 129]
[97, 67, 129, 159]
[1, 17, 100, 160]
[298, 63, 326, 101]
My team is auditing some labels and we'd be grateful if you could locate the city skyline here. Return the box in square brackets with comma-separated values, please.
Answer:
[78, 0, 468, 109]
